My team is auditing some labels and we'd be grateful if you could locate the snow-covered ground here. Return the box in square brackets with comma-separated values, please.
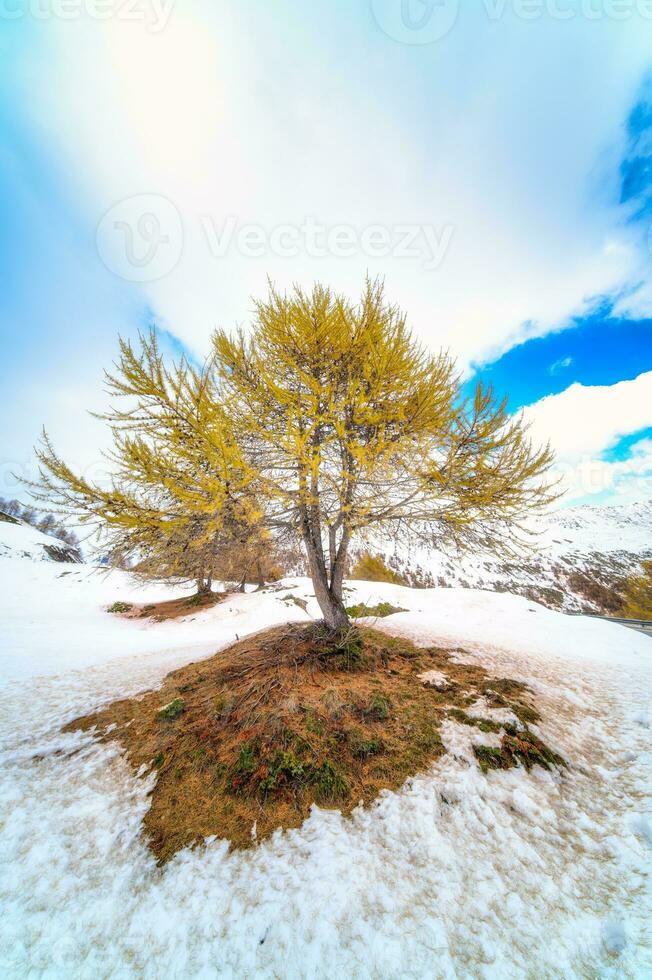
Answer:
[0, 518, 80, 564]
[1, 521, 651, 978]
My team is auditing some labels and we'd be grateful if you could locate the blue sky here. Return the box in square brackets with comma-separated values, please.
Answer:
[1, 1, 652, 508]
[464, 306, 652, 412]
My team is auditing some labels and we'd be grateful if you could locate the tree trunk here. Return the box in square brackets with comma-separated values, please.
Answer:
[195, 576, 211, 596]
[319, 588, 350, 631]
[303, 527, 350, 631]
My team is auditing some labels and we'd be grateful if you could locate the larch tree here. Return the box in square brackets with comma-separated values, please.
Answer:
[27, 281, 557, 632]
[25, 333, 265, 592]
[213, 280, 558, 629]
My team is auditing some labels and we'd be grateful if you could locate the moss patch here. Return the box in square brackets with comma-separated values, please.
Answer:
[157, 698, 184, 720]
[65, 624, 563, 861]
[346, 601, 407, 619]
[474, 726, 565, 773]
[107, 601, 132, 613]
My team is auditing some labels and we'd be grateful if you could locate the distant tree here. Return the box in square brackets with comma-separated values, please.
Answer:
[26, 280, 557, 632]
[623, 560, 652, 619]
[350, 552, 407, 586]
[124, 513, 274, 596]
[0, 497, 21, 518]
[214, 531, 286, 591]
[38, 513, 57, 535]
[20, 506, 37, 526]
[53, 527, 79, 547]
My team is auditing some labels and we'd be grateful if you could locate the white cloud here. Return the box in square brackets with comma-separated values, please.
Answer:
[548, 355, 573, 375]
[521, 372, 652, 503]
[14, 2, 652, 369]
[522, 371, 652, 459]
[552, 438, 652, 505]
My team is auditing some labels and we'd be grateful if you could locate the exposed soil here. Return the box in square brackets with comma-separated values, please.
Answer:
[65, 624, 564, 862]
[109, 591, 226, 622]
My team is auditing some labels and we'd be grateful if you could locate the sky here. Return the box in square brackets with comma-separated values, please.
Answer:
[1, 0, 652, 508]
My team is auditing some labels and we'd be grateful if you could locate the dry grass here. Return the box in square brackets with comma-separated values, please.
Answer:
[65, 624, 563, 861]
[110, 591, 226, 622]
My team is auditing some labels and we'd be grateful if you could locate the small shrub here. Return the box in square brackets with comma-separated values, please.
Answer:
[258, 750, 305, 792]
[108, 601, 132, 613]
[157, 698, 184, 720]
[348, 731, 383, 759]
[350, 552, 407, 585]
[319, 627, 366, 670]
[346, 601, 407, 619]
[365, 692, 391, 721]
[311, 760, 349, 799]
[213, 694, 232, 718]
[305, 711, 325, 735]
[474, 725, 565, 773]
[235, 742, 257, 775]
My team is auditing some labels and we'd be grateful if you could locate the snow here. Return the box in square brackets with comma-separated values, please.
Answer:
[1, 521, 651, 977]
[0, 518, 79, 562]
[417, 669, 449, 690]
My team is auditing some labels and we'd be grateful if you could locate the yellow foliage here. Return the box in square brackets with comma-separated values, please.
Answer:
[350, 552, 407, 586]
[623, 560, 652, 619]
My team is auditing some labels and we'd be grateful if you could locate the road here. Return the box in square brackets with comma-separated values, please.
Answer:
[586, 615, 652, 636]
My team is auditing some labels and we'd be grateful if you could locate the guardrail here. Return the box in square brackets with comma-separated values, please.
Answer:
[583, 614, 652, 635]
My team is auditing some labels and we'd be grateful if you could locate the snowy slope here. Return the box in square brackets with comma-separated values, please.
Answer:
[0, 516, 81, 563]
[368, 500, 652, 614]
[0, 553, 651, 977]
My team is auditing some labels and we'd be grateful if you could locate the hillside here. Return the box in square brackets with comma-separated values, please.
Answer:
[0, 513, 82, 564]
[365, 500, 652, 615]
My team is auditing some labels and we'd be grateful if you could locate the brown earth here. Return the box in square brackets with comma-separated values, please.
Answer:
[65, 623, 564, 862]
[110, 591, 226, 622]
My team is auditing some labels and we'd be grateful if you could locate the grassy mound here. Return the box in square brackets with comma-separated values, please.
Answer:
[107, 591, 225, 621]
[66, 624, 564, 861]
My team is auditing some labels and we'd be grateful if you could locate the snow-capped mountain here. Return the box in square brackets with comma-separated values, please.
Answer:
[364, 500, 652, 615]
